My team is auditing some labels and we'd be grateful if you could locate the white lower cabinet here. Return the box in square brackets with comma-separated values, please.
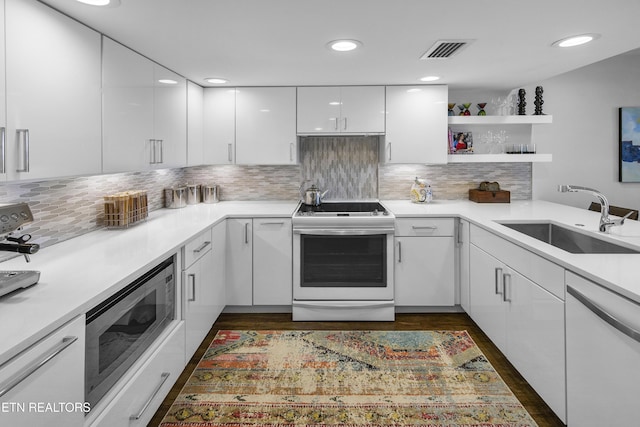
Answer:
[394, 218, 455, 306]
[469, 226, 566, 423]
[0, 315, 85, 427]
[253, 218, 292, 305]
[226, 217, 293, 306]
[226, 218, 253, 306]
[88, 322, 185, 427]
[458, 219, 471, 311]
[183, 225, 225, 358]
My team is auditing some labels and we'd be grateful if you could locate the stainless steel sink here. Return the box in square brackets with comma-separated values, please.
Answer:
[498, 221, 640, 254]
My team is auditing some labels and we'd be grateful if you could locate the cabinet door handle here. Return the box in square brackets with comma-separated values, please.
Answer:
[227, 143, 233, 162]
[16, 129, 30, 172]
[244, 222, 249, 244]
[0, 336, 78, 398]
[456, 221, 463, 245]
[494, 267, 503, 295]
[412, 226, 437, 230]
[149, 139, 156, 164]
[0, 127, 5, 174]
[260, 221, 285, 226]
[290, 143, 294, 162]
[503, 272, 512, 302]
[157, 139, 164, 164]
[129, 372, 170, 420]
[397, 241, 402, 263]
[343, 117, 348, 131]
[387, 142, 392, 161]
[193, 241, 211, 253]
[188, 273, 196, 301]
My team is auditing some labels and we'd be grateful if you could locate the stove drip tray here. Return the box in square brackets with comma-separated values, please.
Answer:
[0, 270, 40, 298]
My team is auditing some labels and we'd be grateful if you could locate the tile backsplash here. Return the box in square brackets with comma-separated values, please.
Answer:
[0, 138, 532, 259]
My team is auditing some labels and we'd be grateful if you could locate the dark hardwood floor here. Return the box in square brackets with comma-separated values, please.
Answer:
[148, 312, 566, 427]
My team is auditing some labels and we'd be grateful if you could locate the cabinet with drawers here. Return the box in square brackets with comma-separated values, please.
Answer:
[394, 218, 455, 306]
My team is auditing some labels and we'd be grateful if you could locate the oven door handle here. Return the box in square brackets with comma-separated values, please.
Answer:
[293, 228, 395, 236]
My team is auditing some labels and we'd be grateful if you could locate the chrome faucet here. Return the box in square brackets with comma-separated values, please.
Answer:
[557, 184, 631, 233]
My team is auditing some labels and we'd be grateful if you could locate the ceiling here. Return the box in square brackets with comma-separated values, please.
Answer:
[40, 0, 640, 90]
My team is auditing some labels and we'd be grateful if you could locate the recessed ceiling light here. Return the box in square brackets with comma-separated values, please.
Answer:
[552, 33, 600, 48]
[76, 0, 120, 6]
[420, 75, 441, 82]
[158, 79, 177, 85]
[327, 39, 362, 52]
[205, 77, 229, 84]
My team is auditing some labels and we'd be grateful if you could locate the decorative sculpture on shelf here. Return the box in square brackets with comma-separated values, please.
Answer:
[517, 89, 526, 115]
[534, 86, 544, 115]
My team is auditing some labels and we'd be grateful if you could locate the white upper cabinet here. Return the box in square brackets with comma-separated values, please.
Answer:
[235, 87, 297, 165]
[203, 88, 236, 164]
[153, 65, 187, 168]
[383, 85, 448, 164]
[297, 86, 385, 134]
[187, 81, 204, 166]
[102, 38, 187, 173]
[3, 0, 102, 181]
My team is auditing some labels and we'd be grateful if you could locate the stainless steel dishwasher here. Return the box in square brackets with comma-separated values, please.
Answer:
[566, 271, 640, 426]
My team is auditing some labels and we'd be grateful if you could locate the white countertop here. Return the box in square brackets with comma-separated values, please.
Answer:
[0, 201, 298, 366]
[2, 198, 640, 366]
[383, 199, 640, 303]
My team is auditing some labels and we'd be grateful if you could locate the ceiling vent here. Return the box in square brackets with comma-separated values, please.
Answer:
[420, 39, 475, 59]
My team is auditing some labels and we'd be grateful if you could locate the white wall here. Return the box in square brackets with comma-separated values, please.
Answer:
[526, 50, 640, 210]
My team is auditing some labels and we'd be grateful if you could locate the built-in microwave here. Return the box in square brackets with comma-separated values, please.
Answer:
[85, 256, 176, 409]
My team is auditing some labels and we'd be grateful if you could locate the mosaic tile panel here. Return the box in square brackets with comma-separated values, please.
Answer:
[0, 139, 532, 263]
[0, 168, 185, 261]
[379, 163, 532, 200]
[183, 165, 301, 201]
[298, 136, 379, 200]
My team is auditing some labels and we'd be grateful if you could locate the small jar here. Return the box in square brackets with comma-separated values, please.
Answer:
[201, 184, 219, 204]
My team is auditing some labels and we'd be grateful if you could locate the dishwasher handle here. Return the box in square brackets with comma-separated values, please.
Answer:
[567, 285, 640, 344]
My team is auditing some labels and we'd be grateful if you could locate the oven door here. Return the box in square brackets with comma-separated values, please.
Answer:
[85, 257, 175, 409]
[293, 228, 394, 301]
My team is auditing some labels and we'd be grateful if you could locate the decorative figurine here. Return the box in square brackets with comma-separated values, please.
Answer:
[534, 86, 544, 115]
[517, 89, 526, 115]
[462, 103, 472, 116]
[477, 103, 487, 116]
[448, 103, 456, 116]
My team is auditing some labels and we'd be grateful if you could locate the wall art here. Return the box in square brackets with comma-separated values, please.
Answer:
[619, 107, 640, 182]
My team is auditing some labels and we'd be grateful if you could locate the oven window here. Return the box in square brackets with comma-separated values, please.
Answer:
[301, 234, 386, 287]
[98, 291, 157, 373]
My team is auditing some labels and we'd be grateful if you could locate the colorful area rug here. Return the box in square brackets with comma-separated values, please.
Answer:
[160, 330, 538, 426]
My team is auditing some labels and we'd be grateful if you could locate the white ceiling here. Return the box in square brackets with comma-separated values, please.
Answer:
[40, 0, 640, 90]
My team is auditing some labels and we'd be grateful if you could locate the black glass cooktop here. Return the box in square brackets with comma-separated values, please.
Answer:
[298, 202, 387, 214]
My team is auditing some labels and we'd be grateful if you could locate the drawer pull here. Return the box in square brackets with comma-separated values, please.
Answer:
[130, 372, 170, 421]
[193, 241, 211, 253]
[0, 336, 78, 398]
